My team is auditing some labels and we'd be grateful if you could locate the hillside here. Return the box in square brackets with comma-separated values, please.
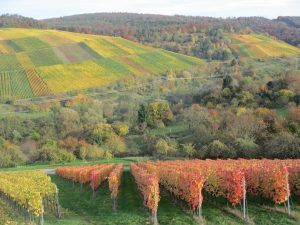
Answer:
[229, 34, 300, 58]
[0, 28, 203, 99]
[44, 13, 300, 47]
[42, 13, 300, 62]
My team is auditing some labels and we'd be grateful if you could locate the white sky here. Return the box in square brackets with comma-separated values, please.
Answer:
[0, 0, 299, 20]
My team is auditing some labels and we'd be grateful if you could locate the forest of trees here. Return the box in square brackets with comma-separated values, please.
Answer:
[44, 13, 300, 48]
[0, 14, 46, 28]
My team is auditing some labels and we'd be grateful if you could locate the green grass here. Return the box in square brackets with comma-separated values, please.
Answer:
[8, 70, 34, 98]
[158, 189, 197, 225]
[201, 200, 244, 225]
[28, 48, 64, 67]
[0, 111, 51, 119]
[7, 37, 50, 52]
[95, 57, 135, 77]
[0, 199, 24, 224]
[0, 73, 11, 96]
[150, 124, 189, 136]
[0, 157, 150, 172]
[276, 107, 288, 118]
[201, 194, 300, 225]
[128, 50, 202, 75]
[0, 54, 22, 72]
[5, 40, 23, 52]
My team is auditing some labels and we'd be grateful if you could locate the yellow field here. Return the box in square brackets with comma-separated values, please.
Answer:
[229, 34, 300, 58]
[38, 61, 123, 92]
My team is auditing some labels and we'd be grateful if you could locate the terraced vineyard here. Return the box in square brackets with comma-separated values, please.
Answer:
[0, 28, 203, 99]
[229, 34, 300, 58]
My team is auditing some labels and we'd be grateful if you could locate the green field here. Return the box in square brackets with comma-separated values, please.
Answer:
[0, 70, 34, 99]
[0, 28, 203, 99]
[28, 48, 64, 67]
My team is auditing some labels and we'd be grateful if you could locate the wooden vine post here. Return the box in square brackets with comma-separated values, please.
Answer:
[40, 198, 44, 225]
[242, 176, 247, 220]
[54, 185, 62, 218]
[285, 170, 291, 216]
[198, 188, 202, 217]
[152, 185, 158, 225]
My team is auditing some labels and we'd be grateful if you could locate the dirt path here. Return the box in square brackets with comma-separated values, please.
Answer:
[43, 169, 56, 175]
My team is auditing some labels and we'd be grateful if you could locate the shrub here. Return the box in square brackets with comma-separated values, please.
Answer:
[37, 141, 76, 163]
[181, 143, 196, 158]
[105, 135, 127, 156]
[289, 122, 300, 137]
[0, 138, 26, 167]
[112, 122, 129, 136]
[85, 145, 112, 160]
[264, 132, 300, 158]
[155, 138, 178, 157]
[89, 123, 114, 145]
[206, 140, 236, 159]
[235, 137, 259, 158]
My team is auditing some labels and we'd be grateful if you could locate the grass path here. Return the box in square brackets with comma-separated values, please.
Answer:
[0, 157, 149, 172]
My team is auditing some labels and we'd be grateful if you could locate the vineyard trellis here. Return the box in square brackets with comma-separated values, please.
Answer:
[139, 159, 300, 221]
[1, 159, 300, 224]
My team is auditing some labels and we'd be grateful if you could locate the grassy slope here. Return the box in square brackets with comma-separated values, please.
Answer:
[0, 28, 203, 99]
[229, 33, 300, 58]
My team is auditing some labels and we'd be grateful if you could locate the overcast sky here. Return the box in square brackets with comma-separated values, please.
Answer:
[1, 0, 299, 20]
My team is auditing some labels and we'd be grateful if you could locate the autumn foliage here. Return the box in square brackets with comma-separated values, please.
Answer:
[130, 163, 159, 216]
[0, 171, 57, 217]
[90, 165, 115, 191]
[108, 164, 124, 199]
[56, 164, 114, 192]
[140, 159, 300, 208]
